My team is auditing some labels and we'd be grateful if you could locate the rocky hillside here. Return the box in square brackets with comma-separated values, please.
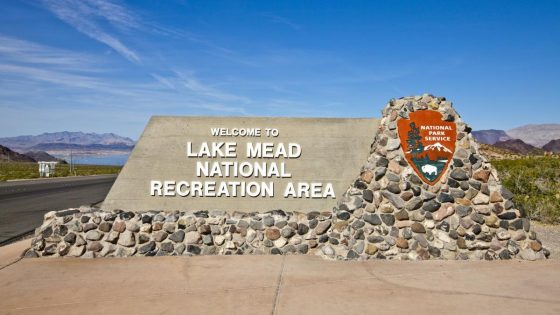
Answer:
[0, 131, 135, 151]
[0, 145, 36, 162]
[493, 139, 543, 155]
[506, 124, 560, 147]
[24, 151, 67, 163]
[478, 144, 523, 160]
[471, 129, 512, 144]
[542, 139, 560, 153]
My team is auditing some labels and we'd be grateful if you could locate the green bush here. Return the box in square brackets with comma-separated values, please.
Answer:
[493, 157, 560, 224]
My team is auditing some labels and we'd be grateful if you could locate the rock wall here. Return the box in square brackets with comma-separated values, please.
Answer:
[26, 95, 549, 260]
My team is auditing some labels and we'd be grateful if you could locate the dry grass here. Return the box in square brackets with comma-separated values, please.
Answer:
[0, 162, 121, 181]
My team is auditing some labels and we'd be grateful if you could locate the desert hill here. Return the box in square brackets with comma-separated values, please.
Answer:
[24, 151, 67, 164]
[493, 139, 544, 155]
[0, 145, 36, 162]
[542, 139, 560, 153]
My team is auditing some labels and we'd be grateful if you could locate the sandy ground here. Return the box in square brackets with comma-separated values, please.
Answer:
[533, 222, 560, 259]
[1, 238, 560, 315]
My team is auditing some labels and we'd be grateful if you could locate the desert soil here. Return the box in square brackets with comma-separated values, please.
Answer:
[533, 222, 560, 259]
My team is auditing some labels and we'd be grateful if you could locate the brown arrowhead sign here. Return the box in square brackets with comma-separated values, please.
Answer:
[397, 110, 456, 185]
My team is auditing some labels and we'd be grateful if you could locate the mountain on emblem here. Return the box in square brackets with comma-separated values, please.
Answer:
[397, 110, 457, 185]
[424, 142, 452, 153]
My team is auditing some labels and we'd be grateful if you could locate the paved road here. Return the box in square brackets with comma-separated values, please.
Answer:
[0, 175, 117, 243]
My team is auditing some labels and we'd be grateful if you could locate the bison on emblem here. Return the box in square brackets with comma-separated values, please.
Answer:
[421, 164, 438, 176]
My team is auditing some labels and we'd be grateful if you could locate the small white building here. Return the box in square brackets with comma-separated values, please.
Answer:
[38, 161, 58, 177]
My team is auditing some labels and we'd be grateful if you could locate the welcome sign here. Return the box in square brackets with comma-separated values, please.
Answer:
[103, 116, 379, 212]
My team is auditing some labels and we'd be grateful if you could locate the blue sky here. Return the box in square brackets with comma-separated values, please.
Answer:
[0, 0, 559, 139]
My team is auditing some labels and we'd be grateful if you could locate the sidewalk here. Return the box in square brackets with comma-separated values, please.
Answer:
[1, 240, 559, 315]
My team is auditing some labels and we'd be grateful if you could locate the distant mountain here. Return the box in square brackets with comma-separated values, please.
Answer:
[0, 132, 135, 158]
[542, 139, 560, 153]
[478, 143, 522, 160]
[0, 145, 36, 162]
[506, 124, 560, 147]
[28, 143, 133, 151]
[24, 151, 67, 163]
[471, 129, 512, 145]
[0, 131, 135, 151]
[493, 139, 543, 155]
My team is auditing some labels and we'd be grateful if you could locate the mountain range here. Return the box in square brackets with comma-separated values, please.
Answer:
[492, 139, 544, 155]
[471, 130, 512, 145]
[506, 124, 560, 147]
[472, 124, 560, 154]
[0, 132, 135, 154]
[472, 124, 560, 146]
[0, 124, 557, 160]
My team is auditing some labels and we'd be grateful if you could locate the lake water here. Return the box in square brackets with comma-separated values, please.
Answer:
[53, 154, 130, 166]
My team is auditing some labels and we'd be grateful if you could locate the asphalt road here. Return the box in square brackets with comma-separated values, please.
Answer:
[0, 175, 117, 243]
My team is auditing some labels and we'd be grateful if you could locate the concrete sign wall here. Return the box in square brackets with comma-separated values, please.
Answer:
[103, 116, 379, 212]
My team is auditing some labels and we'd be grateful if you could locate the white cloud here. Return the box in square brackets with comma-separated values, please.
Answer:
[261, 13, 301, 31]
[41, 0, 140, 63]
[0, 35, 95, 69]
[0, 63, 101, 89]
[0, 34, 250, 117]
[182, 76, 248, 102]
[0, 35, 112, 91]
[191, 103, 248, 115]
[151, 71, 251, 103]
[150, 73, 176, 90]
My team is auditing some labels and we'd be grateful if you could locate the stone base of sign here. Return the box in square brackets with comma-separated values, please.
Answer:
[25, 95, 549, 260]
[25, 205, 548, 260]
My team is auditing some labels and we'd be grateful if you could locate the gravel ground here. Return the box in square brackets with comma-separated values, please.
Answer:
[533, 222, 560, 259]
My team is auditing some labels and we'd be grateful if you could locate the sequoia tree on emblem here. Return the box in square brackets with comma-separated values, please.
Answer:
[397, 110, 457, 185]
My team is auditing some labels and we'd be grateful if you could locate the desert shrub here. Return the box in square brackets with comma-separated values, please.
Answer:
[0, 162, 121, 181]
[493, 157, 560, 223]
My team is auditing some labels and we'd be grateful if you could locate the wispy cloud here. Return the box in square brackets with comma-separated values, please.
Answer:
[191, 103, 248, 115]
[150, 73, 176, 90]
[0, 63, 102, 89]
[151, 71, 251, 103]
[0, 34, 113, 90]
[0, 34, 95, 69]
[0, 32, 250, 117]
[182, 76, 248, 102]
[0, 35, 151, 100]
[41, 0, 140, 63]
[261, 13, 301, 31]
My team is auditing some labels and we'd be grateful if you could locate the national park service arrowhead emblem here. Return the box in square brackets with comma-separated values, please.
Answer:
[397, 110, 456, 185]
